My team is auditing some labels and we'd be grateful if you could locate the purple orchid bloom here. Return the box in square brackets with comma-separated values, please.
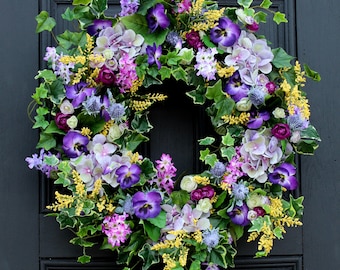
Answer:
[132, 191, 162, 219]
[227, 202, 250, 226]
[146, 3, 170, 33]
[146, 43, 162, 69]
[210, 17, 241, 47]
[225, 71, 250, 102]
[62, 131, 89, 158]
[269, 163, 298, 190]
[87, 19, 112, 36]
[247, 111, 270, 129]
[116, 164, 141, 189]
[65, 82, 95, 108]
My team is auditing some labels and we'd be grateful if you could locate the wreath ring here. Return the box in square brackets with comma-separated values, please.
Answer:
[27, 0, 320, 269]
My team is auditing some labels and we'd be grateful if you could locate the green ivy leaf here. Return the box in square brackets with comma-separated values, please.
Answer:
[273, 11, 288, 24]
[300, 124, 321, 141]
[138, 243, 160, 270]
[131, 113, 153, 133]
[210, 245, 228, 268]
[73, 0, 91, 5]
[121, 14, 168, 45]
[198, 136, 215, 146]
[147, 211, 166, 228]
[237, 0, 253, 8]
[199, 148, 210, 163]
[220, 146, 236, 162]
[172, 67, 187, 81]
[57, 30, 87, 49]
[254, 11, 268, 23]
[205, 80, 223, 102]
[272, 48, 294, 68]
[159, 66, 172, 80]
[260, 0, 272, 8]
[143, 220, 161, 242]
[90, 0, 108, 14]
[186, 85, 206, 105]
[36, 132, 56, 150]
[44, 121, 65, 135]
[56, 212, 77, 229]
[35, 69, 57, 83]
[222, 133, 235, 146]
[35, 11, 56, 33]
[77, 254, 91, 264]
[32, 84, 48, 104]
[189, 260, 201, 270]
[303, 64, 321, 81]
[171, 190, 190, 208]
[126, 132, 149, 151]
[140, 158, 157, 179]
[44, 155, 59, 166]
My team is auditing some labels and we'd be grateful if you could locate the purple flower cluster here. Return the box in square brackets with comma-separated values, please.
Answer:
[119, 0, 139, 17]
[194, 47, 218, 80]
[150, 154, 177, 194]
[25, 149, 60, 178]
[102, 213, 131, 247]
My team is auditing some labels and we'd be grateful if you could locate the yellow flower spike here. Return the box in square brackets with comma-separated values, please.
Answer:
[101, 120, 115, 136]
[216, 63, 235, 79]
[88, 179, 102, 199]
[192, 0, 205, 16]
[179, 247, 189, 267]
[128, 151, 141, 163]
[194, 175, 210, 185]
[46, 191, 74, 211]
[193, 230, 203, 243]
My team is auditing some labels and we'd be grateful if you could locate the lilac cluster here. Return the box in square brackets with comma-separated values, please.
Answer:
[222, 148, 246, 186]
[119, 0, 139, 17]
[25, 149, 60, 178]
[150, 154, 177, 194]
[102, 213, 131, 247]
[194, 47, 218, 81]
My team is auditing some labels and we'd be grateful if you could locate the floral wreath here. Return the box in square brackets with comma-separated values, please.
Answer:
[27, 0, 321, 269]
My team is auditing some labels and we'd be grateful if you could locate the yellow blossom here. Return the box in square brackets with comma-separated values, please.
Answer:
[128, 151, 140, 163]
[193, 230, 203, 243]
[88, 179, 102, 199]
[46, 191, 74, 211]
[81, 127, 93, 139]
[179, 247, 189, 267]
[101, 120, 115, 136]
[222, 112, 250, 125]
[216, 63, 235, 78]
[194, 175, 210, 185]
[191, 0, 204, 16]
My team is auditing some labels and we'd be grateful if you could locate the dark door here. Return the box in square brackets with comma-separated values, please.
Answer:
[1, 0, 339, 269]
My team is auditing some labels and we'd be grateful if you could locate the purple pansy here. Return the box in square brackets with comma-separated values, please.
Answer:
[62, 131, 89, 158]
[146, 3, 170, 33]
[132, 191, 162, 219]
[146, 43, 162, 69]
[87, 19, 112, 36]
[247, 111, 270, 129]
[116, 164, 141, 189]
[65, 82, 95, 108]
[227, 202, 250, 226]
[268, 163, 298, 190]
[210, 17, 241, 47]
[225, 71, 250, 102]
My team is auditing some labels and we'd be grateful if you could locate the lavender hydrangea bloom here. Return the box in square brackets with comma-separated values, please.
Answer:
[210, 17, 241, 48]
[62, 131, 89, 158]
[146, 43, 162, 69]
[146, 3, 170, 33]
[65, 82, 95, 108]
[120, 0, 139, 17]
[116, 164, 141, 189]
[269, 163, 298, 190]
[227, 202, 250, 226]
[132, 191, 162, 219]
[87, 19, 112, 36]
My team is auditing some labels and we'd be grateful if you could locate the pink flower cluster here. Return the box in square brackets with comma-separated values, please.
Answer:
[222, 147, 246, 186]
[151, 154, 177, 194]
[102, 213, 131, 247]
[116, 53, 138, 92]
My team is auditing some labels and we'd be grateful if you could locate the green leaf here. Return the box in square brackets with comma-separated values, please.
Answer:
[32, 84, 48, 104]
[214, 191, 227, 208]
[44, 155, 59, 166]
[273, 11, 288, 24]
[205, 153, 218, 167]
[57, 30, 87, 49]
[36, 132, 56, 150]
[35, 69, 57, 83]
[44, 121, 65, 135]
[159, 66, 172, 80]
[221, 133, 235, 146]
[300, 124, 321, 142]
[295, 140, 319, 155]
[260, 0, 272, 8]
[186, 84, 206, 105]
[91, 0, 108, 14]
[230, 223, 244, 241]
[147, 211, 166, 228]
[35, 11, 56, 33]
[73, 0, 91, 5]
[210, 245, 228, 268]
[189, 260, 201, 270]
[144, 220, 161, 242]
[272, 48, 294, 68]
[126, 132, 149, 151]
[237, 0, 253, 8]
[77, 254, 91, 264]
[273, 226, 283, 239]
[56, 212, 77, 229]
[140, 158, 157, 179]
[171, 190, 190, 208]
[254, 11, 268, 23]
[198, 136, 215, 146]
[172, 67, 187, 81]
[205, 80, 224, 102]
[303, 64, 321, 81]
[220, 146, 236, 161]
[121, 14, 168, 45]
[33, 115, 49, 129]
[132, 113, 153, 133]
[70, 237, 96, 248]
[138, 243, 160, 270]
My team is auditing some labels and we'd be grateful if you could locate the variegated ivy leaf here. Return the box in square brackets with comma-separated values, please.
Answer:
[273, 11, 288, 24]
[35, 11, 56, 33]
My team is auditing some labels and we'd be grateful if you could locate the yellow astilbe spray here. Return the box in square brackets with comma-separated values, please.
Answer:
[217, 63, 235, 79]
[191, 0, 205, 16]
[101, 120, 115, 136]
[88, 179, 102, 199]
[162, 254, 177, 270]
[194, 175, 210, 185]
[222, 112, 250, 125]
[130, 93, 168, 112]
[47, 192, 74, 211]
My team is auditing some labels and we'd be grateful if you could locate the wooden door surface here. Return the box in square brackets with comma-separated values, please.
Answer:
[0, 0, 339, 269]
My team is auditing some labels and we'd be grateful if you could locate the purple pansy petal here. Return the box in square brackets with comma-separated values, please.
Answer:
[116, 164, 141, 189]
[146, 3, 170, 33]
[65, 82, 95, 108]
[132, 191, 162, 219]
[87, 19, 112, 36]
[227, 202, 250, 226]
[146, 43, 162, 69]
[62, 131, 89, 158]
[210, 17, 241, 47]
[225, 71, 250, 102]
[269, 163, 298, 190]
